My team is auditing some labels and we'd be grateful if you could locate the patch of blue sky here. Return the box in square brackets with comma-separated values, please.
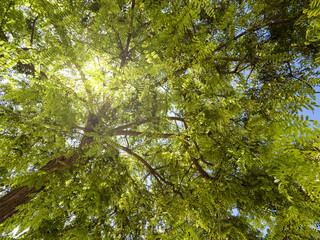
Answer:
[301, 86, 320, 123]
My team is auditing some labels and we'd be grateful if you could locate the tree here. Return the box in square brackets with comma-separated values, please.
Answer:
[0, 0, 320, 238]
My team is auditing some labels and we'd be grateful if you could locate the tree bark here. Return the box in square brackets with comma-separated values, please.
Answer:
[0, 185, 42, 224]
[0, 135, 93, 224]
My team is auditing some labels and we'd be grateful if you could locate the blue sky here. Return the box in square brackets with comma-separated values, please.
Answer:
[301, 88, 320, 123]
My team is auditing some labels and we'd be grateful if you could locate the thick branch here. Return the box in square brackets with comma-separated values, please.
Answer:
[113, 117, 185, 131]
[113, 130, 175, 138]
[98, 96, 111, 115]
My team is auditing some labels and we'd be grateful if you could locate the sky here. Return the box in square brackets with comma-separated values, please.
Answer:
[301, 87, 320, 124]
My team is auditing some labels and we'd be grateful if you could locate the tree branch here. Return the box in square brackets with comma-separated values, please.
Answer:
[205, 57, 260, 63]
[17, 61, 48, 79]
[213, 12, 303, 53]
[184, 141, 212, 180]
[178, 163, 193, 191]
[113, 130, 175, 138]
[112, 25, 125, 67]
[30, 16, 38, 46]
[98, 96, 111, 115]
[113, 117, 185, 131]
[182, 121, 211, 180]
[193, 140, 214, 166]
[74, 63, 93, 106]
[106, 141, 183, 197]
[287, 62, 317, 93]
[121, 0, 136, 68]
[105, 141, 164, 186]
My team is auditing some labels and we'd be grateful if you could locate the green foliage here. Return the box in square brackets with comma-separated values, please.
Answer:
[305, 0, 320, 61]
[0, 0, 320, 239]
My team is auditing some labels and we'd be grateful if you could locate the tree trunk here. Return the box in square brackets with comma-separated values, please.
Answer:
[0, 185, 42, 223]
[0, 135, 93, 224]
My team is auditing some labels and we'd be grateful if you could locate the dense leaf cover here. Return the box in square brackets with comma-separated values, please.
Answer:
[1, 0, 320, 239]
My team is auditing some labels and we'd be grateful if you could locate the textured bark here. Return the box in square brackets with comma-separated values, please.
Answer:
[0, 186, 42, 224]
[0, 135, 94, 224]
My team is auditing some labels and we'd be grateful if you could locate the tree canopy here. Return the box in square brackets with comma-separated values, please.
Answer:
[1, 0, 320, 239]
